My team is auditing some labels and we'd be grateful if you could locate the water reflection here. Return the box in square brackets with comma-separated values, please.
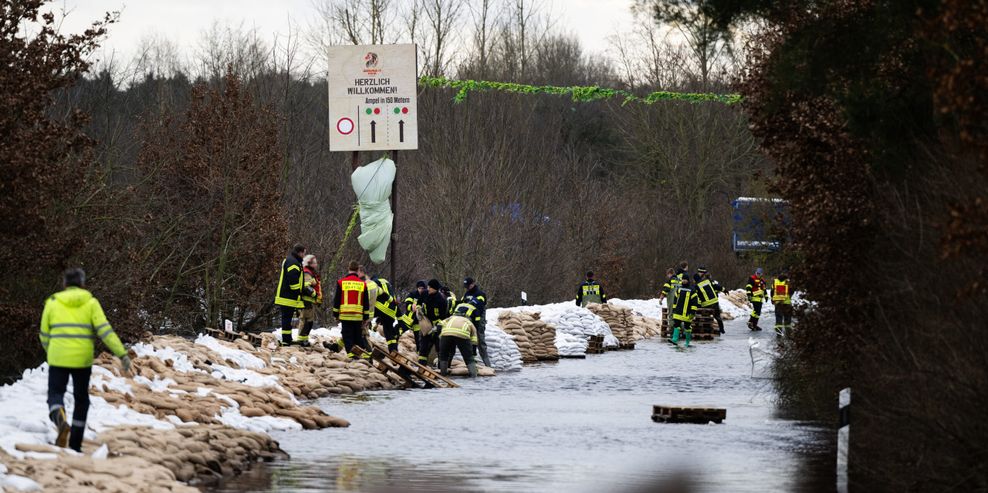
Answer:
[206, 321, 835, 493]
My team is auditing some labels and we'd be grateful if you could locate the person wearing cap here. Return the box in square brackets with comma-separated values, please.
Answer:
[332, 261, 372, 359]
[274, 243, 312, 346]
[746, 267, 767, 331]
[438, 304, 479, 377]
[399, 280, 428, 350]
[359, 267, 400, 352]
[297, 255, 323, 347]
[772, 271, 793, 337]
[670, 275, 699, 347]
[576, 271, 608, 307]
[417, 279, 449, 365]
[694, 266, 726, 334]
[41, 268, 131, 451]
[461, 276, 491, 366]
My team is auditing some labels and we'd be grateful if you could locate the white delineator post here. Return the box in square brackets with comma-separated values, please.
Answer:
[837, 387, 851, 492]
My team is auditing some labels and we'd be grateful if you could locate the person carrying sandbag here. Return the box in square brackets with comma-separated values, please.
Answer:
[576, 271, 608, 307]
[399, 280, 427, 351]
[332, 261, 373, 359]
[694, 266, 726, 334]
[438, 305, 479, 377]
[40, 268, 132, 452]
[360, 267, 400, 353]
[417, 279, 449, 366]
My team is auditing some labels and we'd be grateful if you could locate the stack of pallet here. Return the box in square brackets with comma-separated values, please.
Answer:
[497, 311, 559, 362]
[586, 335, 605, 354]
[659, 308, 719, 341]
[587, 303, 637, 349]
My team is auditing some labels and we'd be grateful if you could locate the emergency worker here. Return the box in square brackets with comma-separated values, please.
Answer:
[297, 255, 323, 347]
[417, 279, 449, 365]
[773, 272, 793, 337]
[694, 266, 725, 334]
[670, 276, 699, 348]
[438, 305, 479, 378]
[461, 277, 490, 367]
[332, 261, 372, 359]
[576, 271, 607, 307]
[274, 244, 313, 345]
[746, 267, 767, 331]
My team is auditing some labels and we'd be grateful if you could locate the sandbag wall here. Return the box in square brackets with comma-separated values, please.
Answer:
[497, 311, 559, 362]
[586, 304, 637, 346]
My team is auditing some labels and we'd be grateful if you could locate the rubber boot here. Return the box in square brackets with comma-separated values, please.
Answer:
[68, 424, 85, 452]
[467, 361, 478, 378]
[439, 360, 450, 376]
[50, 407, 69, 448]
[671, 327, 681, 345]
[684, 329, 692, 348]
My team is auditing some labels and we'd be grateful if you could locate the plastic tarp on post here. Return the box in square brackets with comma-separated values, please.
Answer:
[351, 157, 396, 264]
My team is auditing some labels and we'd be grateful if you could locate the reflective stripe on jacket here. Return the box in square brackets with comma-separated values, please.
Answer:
[333, 273, 371, 321]
[772, 279, 792, 304]
[696, 279, 721, 307]
[40, 287, 126, 368]
[746, 276, 765, 302]
[672, 286, 699, 322]
[301, 267, 322, 304]
[274, 255, 305, 308]
[440, 315, 478, 344]
[370, 278, 398, 319]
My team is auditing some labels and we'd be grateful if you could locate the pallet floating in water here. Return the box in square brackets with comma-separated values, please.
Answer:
[353, 344, 459, 390]
[651, 405, 726, 424]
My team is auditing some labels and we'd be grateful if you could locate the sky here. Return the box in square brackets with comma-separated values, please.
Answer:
[53, 0, 639, 67]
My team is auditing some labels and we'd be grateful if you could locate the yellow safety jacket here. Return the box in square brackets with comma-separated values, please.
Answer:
[672, 286, 699, 322]
[333, 274, 371, 322]
[440, 315, 478, 344]
[746, 276, 766, 303]
[40, 287, 127, 368]
[695, 279, 721, 307]
[274, 256, 305, 308]
[367, 278, 398, 319]
[772, 279, 792, 304]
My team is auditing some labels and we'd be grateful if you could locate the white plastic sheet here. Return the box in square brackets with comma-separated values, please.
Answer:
[351, 157, 396, 264]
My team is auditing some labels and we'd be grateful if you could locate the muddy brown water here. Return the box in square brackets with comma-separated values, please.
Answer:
[207, 318, 833, 492]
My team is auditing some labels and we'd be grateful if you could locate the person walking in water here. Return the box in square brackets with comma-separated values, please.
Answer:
[40, 268, 131, 451]
[576, 271, 607, 307]
[746, 267, 767, 331]
[670, 276, 699, 348]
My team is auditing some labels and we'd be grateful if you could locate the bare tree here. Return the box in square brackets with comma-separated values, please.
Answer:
[636, 0, 734, 88]
[420, 0, 464, 77]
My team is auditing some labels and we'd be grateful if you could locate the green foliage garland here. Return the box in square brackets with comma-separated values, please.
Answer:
[418, 76, 742, 105]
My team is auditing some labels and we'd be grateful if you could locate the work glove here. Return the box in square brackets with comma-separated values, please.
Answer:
[120, 354, 132, 375]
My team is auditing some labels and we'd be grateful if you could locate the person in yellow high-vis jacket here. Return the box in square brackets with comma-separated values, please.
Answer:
[746, 267, 767, 331]
[40, 268, 130, 452]
[359, 266, 400, 353]
[773, 273, 793, 337]
[438, 305, 479, 377]
[274, 244, 313, 345]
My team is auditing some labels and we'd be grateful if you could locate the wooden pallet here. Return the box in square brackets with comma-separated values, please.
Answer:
[359, 343, 459, 389]
[559, 354, 587, 359]
[617, 342, 636, 350]
[204, 327, 245, 342]
[586, 335, 605, 354]
[652, 405, 726, 424]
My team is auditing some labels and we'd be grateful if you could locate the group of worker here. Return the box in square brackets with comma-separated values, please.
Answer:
[272, 244, 489, 378]
[652, 261, 793, 348]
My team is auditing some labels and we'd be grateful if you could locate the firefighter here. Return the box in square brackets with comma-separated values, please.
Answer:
[417, 279, 449, 365]
[576, 271, 607, 307]
[438, 304, 479, 378]
[773, 272, 793, 337]
[297, 255, 322, 347]
[670, 276, 699, 348]
[41, 268, 131, 451]
[361, 268, 400, 353]
[399, 280, 427, 350]
[746, 267, 767, 331]
[332, 261, 372, 359]
[441, 285, 457, 314]
[461, 276, 491, 367]
[694, 266, 726, 334]
[274, 244, 313, 346]
[658, 268, 676, 303]
[667, 261, 689, 333]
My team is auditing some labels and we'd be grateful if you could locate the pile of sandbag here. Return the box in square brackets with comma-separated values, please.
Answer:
[555, 332, 588, 356]
[482, 322, 524, 371]
[540, 307, 612, 338]
[497, 311, 559, 362]
[587, 303, 637, 345]
[98, 424, 287, 483]
[1, 446, 195, 492]
[630, 315, 663, 340]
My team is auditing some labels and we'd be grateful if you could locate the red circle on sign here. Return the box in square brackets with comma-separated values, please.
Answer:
[373, 108, 381, 115]
[402, 107, 409, 114]
[337, 118, 354, 135]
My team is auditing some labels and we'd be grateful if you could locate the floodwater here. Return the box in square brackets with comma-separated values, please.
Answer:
[209, 318, 834, 493]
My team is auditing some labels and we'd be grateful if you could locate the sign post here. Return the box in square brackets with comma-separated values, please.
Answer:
[328, 44, 418, 282]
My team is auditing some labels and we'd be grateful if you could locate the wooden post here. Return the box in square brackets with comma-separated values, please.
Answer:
[350, 150, 359, 171]
[391, 150, 398, 283]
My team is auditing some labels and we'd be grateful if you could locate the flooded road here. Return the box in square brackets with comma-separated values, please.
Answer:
[210, 318, 833, 492]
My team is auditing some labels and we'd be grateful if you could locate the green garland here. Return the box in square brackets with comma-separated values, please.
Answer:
[418, 76, 742, 105]
[331, 204, 360, 271]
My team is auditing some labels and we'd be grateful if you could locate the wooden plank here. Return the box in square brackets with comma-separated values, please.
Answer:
[372, 343, 459, 389]
[651, 405, 726, 424]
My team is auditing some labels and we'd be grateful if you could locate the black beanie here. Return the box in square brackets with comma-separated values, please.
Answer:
[428, 279, 441, 290]
[416, 280, 427, 289]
